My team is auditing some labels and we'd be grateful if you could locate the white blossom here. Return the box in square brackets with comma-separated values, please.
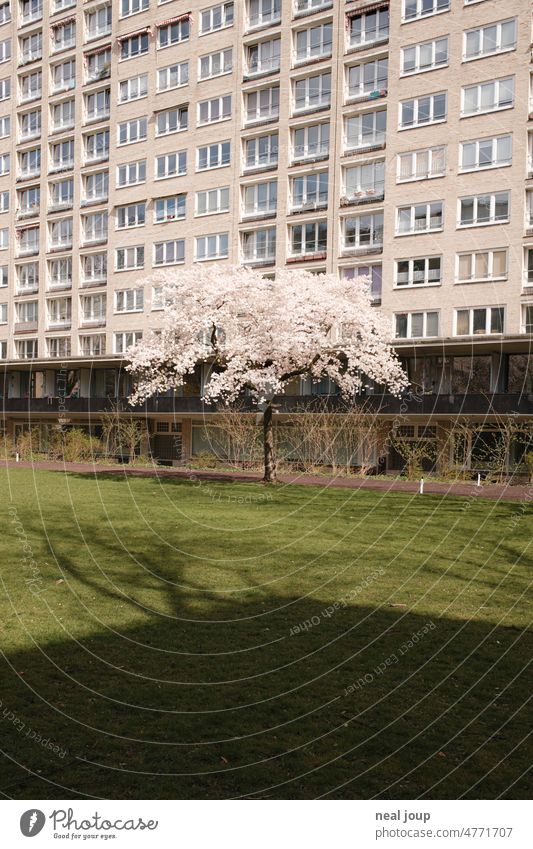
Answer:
[127, 265, 408, 404]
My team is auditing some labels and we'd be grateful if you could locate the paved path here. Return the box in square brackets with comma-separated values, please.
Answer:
[3, 459, 532, 502]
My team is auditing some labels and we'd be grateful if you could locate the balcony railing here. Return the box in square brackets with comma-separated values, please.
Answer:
[294, 0, 333, 16]
[246, 11, 281, 30]
[344, 132, 386, 153]
[17, 243, 40, 256]
[16, 284, 39, 295]
[48, 279, 72, 291]
[81, 276, 107, 288]
[245, 57, 281, 77]
[14, 320, 38, 333]
[19, 50, 43, 66]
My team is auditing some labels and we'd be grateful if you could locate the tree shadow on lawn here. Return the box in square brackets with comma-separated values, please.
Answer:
[1, 570, 531, 800]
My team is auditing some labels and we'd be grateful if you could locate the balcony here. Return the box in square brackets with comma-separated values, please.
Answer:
[340, 187, 385, 207]
[48, 279, 72, 292]
[49, 160, 74, 175]
[19, 51, 43, 67]
[48, 200, 74, 213]
[242, 251, 276, 266]
[344, 133, 386, 155]
[51, 80, 76, 96]
[82, 234, 107, 247]
[19, 90, 42, 105]
[80, 276, 106, 289]
[20, 9, 43, 27]
[81, 195, 108, 207]
[293, 49, 332, 69]
[86, 27, 112, 43]
[16, 206, 40, 220]
[287, 249, 327, 263]
[51, 121, 75, 135]
[246, 11, 281, 32]
[47, 318, 71, 331]
[17, 243, 40, 257]
[84, 110, 110, 126]
[346, 87, 387, 105]
[294, 0, 333, 19]
[14, 320, 38, 333]
[244, 57, 281, 81]
[84, 151, 109, 166]
[48, 240, 73, 253]
[19, 129, 41, 143]
[80, 315, 106, 328]
[16, 284, 39, 295]
[244, 109, 280, 128]
[290, 200, 328, 215]
[291, 143, 329, 166]
[85, 66, 111, 85]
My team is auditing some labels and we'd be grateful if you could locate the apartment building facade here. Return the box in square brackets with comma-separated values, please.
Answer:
[0, 0, 532, 468]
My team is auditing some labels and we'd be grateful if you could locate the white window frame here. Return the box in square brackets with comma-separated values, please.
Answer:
[197, 141, 231, 171]
[459, 134, 512, 172]
[394, 256, 442, 288]
[157, 62, 189, 92]
[463, 19, 517, 62]
[196, 186, 230, 216]
[115, 287, 144, 313]
[397, 146, 446, 182]
[119, 31, 149, 61]
[155, 151, 187, 180]
[402, 0, 450, 23]
[197, 95, 232, 126]
[454, 306, 505, 336]
[399, 92, 447, 129]
[244, 132, 279, 169]
[118, 74, 148, 103]
[120, 0, 149, 19]
[394, 311, 440, 339]
[461, 77, 514, 117]
[157, 18, 189, 49]
[396, 201, 444, 235]
[400, 37, 449, 76]
[116, 202, 146, 229]
[117, 159, 146, 187]
[155, 107, 188, 136]
[293, 72, 331, 112]
[458, 192, 510, 228]
[153, 239, 185, 266]
[198, 49, 232, 80]
[199, 2, 234, 35]
[455, 249, 508, 284]
[118, 117, 148, 146]
[115, 245, 144, 271]
[195, 233, 229, 261]
[114, 331, 142, 354]
[154, 194, 186, 223]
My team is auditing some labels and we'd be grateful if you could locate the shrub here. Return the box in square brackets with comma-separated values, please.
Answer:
[192, 451, 218, 469]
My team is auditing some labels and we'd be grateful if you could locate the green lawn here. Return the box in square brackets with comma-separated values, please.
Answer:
[0, 467, 531, 800]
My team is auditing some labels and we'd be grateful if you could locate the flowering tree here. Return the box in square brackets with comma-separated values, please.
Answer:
[127, 265, 407, 482]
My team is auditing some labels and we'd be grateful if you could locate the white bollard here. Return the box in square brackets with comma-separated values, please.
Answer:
[15, 452, 19, 463]
[419, 478, 424, 495]
[477, 473, 481, 487]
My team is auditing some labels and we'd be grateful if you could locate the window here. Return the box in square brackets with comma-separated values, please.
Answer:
[85, 89, 110, 122]
[48, 257, 72, 288]
[343, 213, 384, 249]
[82, 252, 107, 283]
[116, 245, 144, 270]
[158, 17, 189, 48]
[344, 161, 384, 199]
[47, 297, 71, 325]
[154, 194, 186, 223]
[347, 59, 388, 99]
[457, 249, 507, 284]
[21, 0, 42, 24]
[20, 32, 41, 63]
[455, 307, 504, 336]
[200, 2, 234, 34]
[155, 150, 186, 179]
[395, 256, 441, 287]
[464, 19, 516, 60]
[119, 74, 148, 103]
[0, 37, 9, 63]
[248, 0, 280, 29]
[196, 233, 228, 261]
[51, 99, 74, 132]
[80, 334, 106, 356]
[343, 265, 382, 301]
[243, 181, 276, 215]
[459, 192, 509, 227]
[401, 37, 448, 75]
[196, 186, 230, 216]
[245, 133, 278, 169]
[400, 92, 447, 128]
[120, 31, 149, 60]
[120, 0, 149, 17]
[115, 288, 144, 313]
[18, 226, 40, 254]
[85, 129, 109, 162]
[52, 60, 76, 93]
[0, 302, 6, 323]
[116, 202, 146, 229]
[0, 76, 9, 102]
[84, 171, 108, 201]
[294, 72, 331, 111]
[397, 146, 446, 182]
[19, 71, 39, 102]
[17, 262, 39, 292]
[19, 148, 40, 178]
[348, 9, 389, 48]
[460, 135, 512, 171]
[248, 39, 281, 79]
[157, 62, 189, 91]
[117, 159, 146, 187]
[0, 2, 10, 24]
[16, 300, 38, 323]
[290, 221, 327, 255]
[86, 5, 112, 39]
[462, 77, 514, 116]
[198, 95, 231, 126]
[0, 116, 9, 137]
[52, 21, 75, 52]
[0, 152, 9, 174]
[50, 178, 73, 207]
[522, 306, 533, 335]
[397, 201, 443, 234]
[48, 337, 71, 358]
[197, 141, 230, 170]
[118, 117, 147, 145]
[155, 107, 188, 136]
[83, 211, 108, 243]
[199, 49, 232, 80]
[0, 265, 6, 287]
[242, 227, 276, 262]
[54, 0, 75, 9]
[50, 139, 74, 170]
[246, 86, 279, 122]
[0, 227, 7, 248]
[115, 331, 142, 354]
[154, 239, 185, 266]
[295, 24, 332, 63]
[292, 123, 329, 162]
[16, 339, 38, 359]
[291, 173, 327, 209]
[80, 293, 106, 322]
[402, 0, 450, 22]
[395, 311, 439, 339]
[0, 189, 7, 211]
[345, 109, 386, 151]
[85, 48, 111, 82]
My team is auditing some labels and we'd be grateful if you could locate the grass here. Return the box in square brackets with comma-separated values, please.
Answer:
[0, 466, 531, 800]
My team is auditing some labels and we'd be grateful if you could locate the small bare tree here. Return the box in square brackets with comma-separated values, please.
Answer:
[101, 404, 148, 463]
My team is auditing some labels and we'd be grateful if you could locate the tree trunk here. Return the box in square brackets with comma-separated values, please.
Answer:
[262, 401, 277, 483]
